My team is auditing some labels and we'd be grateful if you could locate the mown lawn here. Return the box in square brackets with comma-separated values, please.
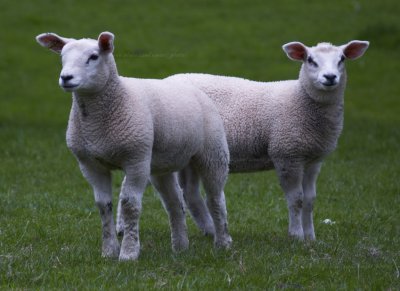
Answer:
[1, 0, 399, 289]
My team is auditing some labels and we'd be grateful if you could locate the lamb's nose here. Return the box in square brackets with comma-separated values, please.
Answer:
[323, 74, 337, 82]
[61, 75, 74, 82]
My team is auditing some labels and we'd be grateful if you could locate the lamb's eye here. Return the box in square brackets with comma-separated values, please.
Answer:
[87, 54, 99, 64]
[307, 56, 318, 67]
[338, 55, 345, 65]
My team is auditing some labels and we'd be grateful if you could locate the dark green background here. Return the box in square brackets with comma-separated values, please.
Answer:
[1, 0, 399, 289]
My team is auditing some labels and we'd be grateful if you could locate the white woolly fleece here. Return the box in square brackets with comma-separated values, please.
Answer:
[36, 32, 232, 261]
[168, 73, 344, 172]
[168, 40, 369, 242]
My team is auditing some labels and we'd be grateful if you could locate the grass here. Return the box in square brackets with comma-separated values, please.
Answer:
[1, 0, 399, 289]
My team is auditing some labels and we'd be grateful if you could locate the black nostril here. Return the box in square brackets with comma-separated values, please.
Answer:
[324, 74, 337, 81]
[61, 75, 74, 82]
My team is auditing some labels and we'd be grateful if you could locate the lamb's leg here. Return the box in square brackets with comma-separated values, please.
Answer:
[302, 162, 322, 241]
[119, 164, 149, 261]
[197, 163, 232, 249]
[179, 167, 215, 236]
[79, 162, 120, 258]
[151, 173, 189, 252]
[275, 160, 305, 240]
[116, 177, 125, 236]
[116, 177, 151, 236]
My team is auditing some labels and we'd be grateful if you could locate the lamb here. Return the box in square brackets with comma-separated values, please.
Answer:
[166, 40, 369, 241]
[35, 31, 232, 261]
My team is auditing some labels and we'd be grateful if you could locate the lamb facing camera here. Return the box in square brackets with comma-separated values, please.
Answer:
[36, 32, 232, 261]
[168, 40, 369, 241]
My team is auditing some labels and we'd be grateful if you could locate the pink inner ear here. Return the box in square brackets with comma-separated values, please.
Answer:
[286, 43, 306, 60]
[41, 35, 65, 52]
[344, 42, 367, 59]
[99, 34, 112, 52]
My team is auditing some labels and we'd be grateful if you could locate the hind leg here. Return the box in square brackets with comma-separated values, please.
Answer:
[195, 159, 232, 249]
[203, 176, 232, 248]
[179, 167, 215, 236]
[193, 99, 231, 248]
[151, 173, 189, 252]
[274, 159, 305, 240]
[116, 177, 126, 236]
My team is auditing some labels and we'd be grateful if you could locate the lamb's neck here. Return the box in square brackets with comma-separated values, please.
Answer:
[296, 77, 345, 143]
[72, 74, 126, 119]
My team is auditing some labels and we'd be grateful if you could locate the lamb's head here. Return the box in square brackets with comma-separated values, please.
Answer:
[283, 40, 369, 94]
[36, 32, 116, 93]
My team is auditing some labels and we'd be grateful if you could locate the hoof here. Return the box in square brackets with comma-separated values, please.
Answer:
[102, 242, 120, 259]
[288, 232, 305, 241]
[119, 239, 140, 261]
[304, 234, 316, 241]
[214, 235, 233, 249]
[202, 224, 216, 237]
[119, 248, 140, 261]
[172, 237, 189, 253]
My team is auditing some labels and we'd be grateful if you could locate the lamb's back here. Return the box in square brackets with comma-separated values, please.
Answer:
[170, 74, 300, 171]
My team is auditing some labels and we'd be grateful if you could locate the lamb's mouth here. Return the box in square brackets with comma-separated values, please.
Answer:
[321, 81, 338, 90]
[62, 84, 79, 90]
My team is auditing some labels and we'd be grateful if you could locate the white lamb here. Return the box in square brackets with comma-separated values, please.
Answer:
[35, 31, 232, 261]
[167, 40, 369, 240]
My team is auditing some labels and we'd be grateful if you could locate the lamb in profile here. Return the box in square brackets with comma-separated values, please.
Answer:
[168, 40, 369, 241]
[36, 31, 232, 261]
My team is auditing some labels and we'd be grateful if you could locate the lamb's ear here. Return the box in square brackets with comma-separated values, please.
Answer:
[282, 42, 308, 61]
[36, 33, 71, 54]
[98, 32, 114, 53]
[342, 40, 369, 60]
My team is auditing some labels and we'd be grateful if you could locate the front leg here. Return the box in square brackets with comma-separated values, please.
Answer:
[302, 162, 322, 241]
[275, 159, 305, 240]
[78, 161, 120, 258]
[119, 163, 149, 261]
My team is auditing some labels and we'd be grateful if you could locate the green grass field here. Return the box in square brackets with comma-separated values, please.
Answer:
[1, 0, 399, 289]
